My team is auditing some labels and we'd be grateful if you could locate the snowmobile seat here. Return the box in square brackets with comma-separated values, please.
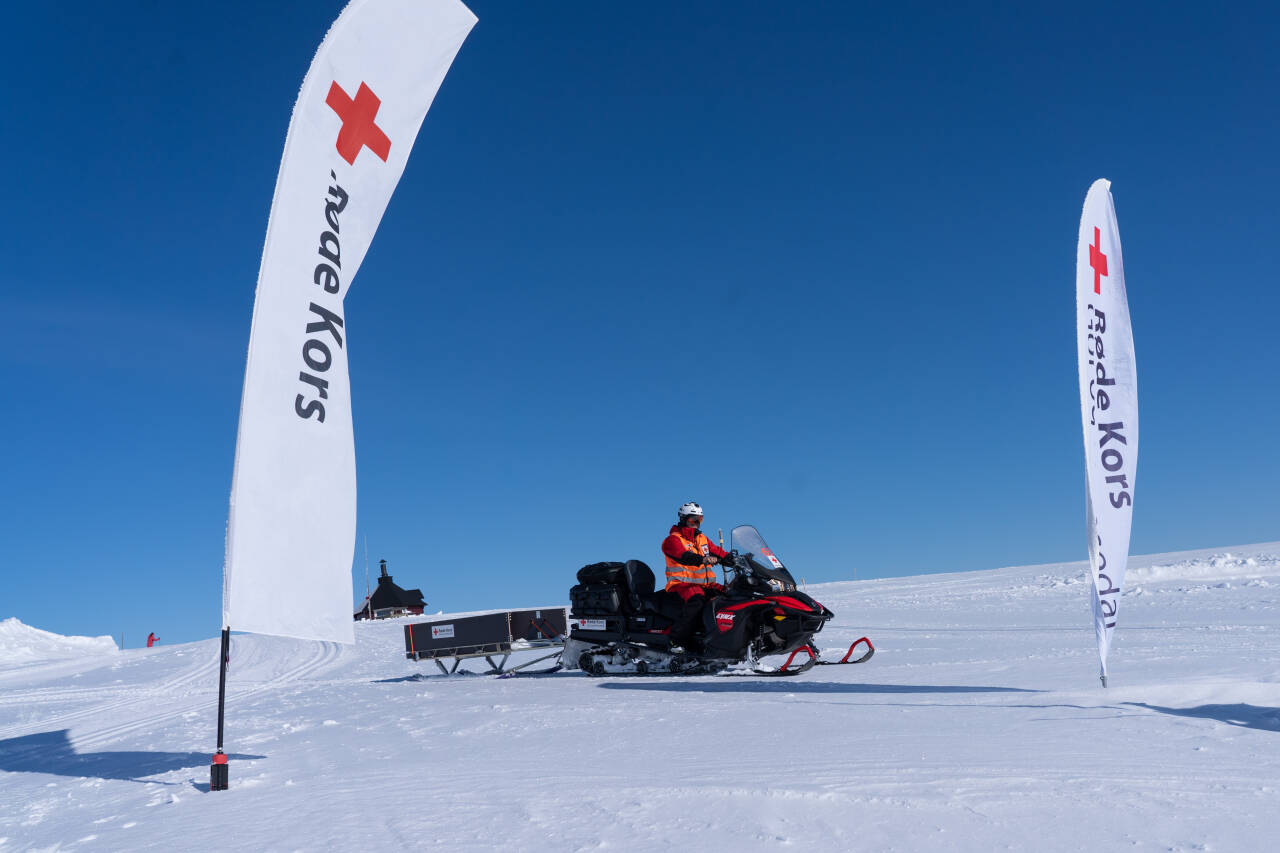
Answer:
[622, 559, 666, 613]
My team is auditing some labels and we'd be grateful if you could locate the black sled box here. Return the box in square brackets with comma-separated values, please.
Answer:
[507, 608, 568, 643]
[404, 608, 568, 661]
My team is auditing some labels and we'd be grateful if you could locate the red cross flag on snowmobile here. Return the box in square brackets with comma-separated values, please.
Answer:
[1076, 179, 1139, 687]
[223, 0, 476, 647]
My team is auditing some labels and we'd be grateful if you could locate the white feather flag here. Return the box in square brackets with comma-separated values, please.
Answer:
[1076, 179, 1139, 685]
[224, 0, 476, 643]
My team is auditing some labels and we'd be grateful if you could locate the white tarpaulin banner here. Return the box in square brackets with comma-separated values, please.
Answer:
[224, 0, 476, 643]
[1076, 178, 1138, 685]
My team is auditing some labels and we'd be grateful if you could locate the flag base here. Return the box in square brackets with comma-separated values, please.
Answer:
[211, 751, 229, 790]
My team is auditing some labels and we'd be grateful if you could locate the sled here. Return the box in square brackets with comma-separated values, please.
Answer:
[405, 608, 567, 675]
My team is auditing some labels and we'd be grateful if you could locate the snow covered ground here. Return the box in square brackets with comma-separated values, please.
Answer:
[3, 543, 1279, 852]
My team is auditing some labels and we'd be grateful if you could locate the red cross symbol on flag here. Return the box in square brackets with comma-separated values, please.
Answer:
[1089, 226, 1108, 294]
[325, 81, 392, 166]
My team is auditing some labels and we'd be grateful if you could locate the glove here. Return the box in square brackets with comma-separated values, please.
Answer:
[719, 553, 737, 569]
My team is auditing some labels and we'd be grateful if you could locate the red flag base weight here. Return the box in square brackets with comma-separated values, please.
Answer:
[211, 751, 228, 790]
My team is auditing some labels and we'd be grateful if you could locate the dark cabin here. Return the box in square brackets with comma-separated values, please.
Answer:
[354, 559, 427, 620]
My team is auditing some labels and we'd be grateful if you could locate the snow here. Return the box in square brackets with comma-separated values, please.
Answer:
[3, 543, 1280, 851]
[0, 618, 117, 667]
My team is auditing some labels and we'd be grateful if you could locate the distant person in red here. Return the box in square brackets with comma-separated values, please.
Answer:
[660, 501, 729, 648]
[146, 632, 159, 648]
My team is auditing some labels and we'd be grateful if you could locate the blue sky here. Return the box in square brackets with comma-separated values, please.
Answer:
[3, 1, 1277, 646]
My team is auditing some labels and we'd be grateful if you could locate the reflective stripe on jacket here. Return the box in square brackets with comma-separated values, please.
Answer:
[662, 525, 725, 589]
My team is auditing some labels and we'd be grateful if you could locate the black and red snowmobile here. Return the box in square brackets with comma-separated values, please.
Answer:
[562, 525, 873, 676]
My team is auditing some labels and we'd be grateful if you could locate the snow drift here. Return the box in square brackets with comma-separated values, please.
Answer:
[0, 618, 117, 667]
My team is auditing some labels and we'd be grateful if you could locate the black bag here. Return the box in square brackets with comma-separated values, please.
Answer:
[569, 582, 622, 617]
[572, 560, 658, 616]
[576, 561, 626, 585]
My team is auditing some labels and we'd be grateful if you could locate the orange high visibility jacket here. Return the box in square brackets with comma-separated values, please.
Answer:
[662, 525, 727, 589]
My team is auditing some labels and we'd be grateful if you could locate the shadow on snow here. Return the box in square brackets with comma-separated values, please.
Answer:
[597, 681, 1039, 695]
[1127, 703, 1280, 733]
[0, 729, 265, 783]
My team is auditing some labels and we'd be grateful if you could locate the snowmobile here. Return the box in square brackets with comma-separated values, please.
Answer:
[561, 525, 874, 676]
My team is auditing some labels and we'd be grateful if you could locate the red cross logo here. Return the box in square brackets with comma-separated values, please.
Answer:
[325, 81, 391, 166]
[1089, 226, 1108, 294]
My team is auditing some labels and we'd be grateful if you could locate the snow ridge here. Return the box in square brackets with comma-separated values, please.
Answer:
[0, 618, 118, 667]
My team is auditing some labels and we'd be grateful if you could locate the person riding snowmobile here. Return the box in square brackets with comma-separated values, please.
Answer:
[661, 501, 730, 588]
[660, 501, 730, 647]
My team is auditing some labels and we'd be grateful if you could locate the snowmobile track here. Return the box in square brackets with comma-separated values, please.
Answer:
[69, 639, 342, 751]
[0, 639, 342, 749]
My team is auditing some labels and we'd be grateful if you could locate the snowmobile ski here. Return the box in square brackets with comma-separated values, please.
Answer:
[737, 645, 821, 677]
[815, 637, 875, 666]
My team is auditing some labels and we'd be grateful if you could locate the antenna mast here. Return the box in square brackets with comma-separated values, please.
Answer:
[363, 535, 372, 619]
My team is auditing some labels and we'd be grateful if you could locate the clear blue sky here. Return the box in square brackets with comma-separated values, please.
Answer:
[3, 2, 1277, 645]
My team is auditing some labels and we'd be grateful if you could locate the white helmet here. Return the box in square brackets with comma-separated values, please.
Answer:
[677, 501, 704, 519]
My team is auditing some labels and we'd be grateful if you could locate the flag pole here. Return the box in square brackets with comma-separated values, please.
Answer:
[211, 627, 230, 790]
[364, 535, 373, 619]
[718, 528, 725, 584]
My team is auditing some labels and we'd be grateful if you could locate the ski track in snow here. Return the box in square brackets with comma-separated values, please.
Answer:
[2, 543, 1279, 851]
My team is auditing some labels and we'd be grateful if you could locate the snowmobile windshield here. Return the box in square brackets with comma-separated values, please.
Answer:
[728, 525, 797, 588]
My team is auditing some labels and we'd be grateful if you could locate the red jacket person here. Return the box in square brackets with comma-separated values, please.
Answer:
[661, 501, 728, 590]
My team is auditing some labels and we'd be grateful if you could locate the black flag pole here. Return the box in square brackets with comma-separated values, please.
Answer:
[211, 627, 230, 790]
